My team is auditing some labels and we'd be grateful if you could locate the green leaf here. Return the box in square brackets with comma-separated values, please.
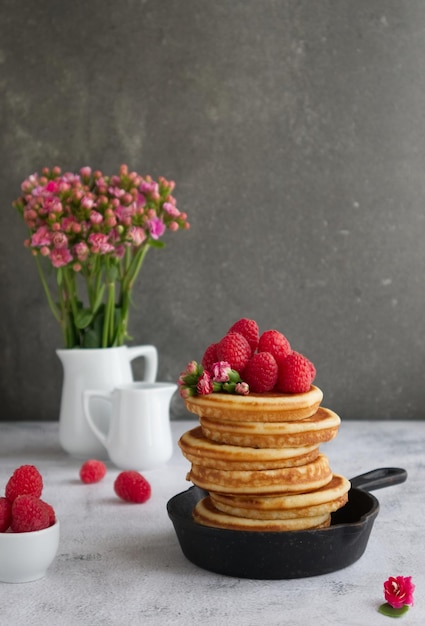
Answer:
[378, 603, 409, 617]
[82, 328, 101, 348]
[149, 239, 165, 249]
[92, 285, 105, 312]
[73, 308, 94, 330]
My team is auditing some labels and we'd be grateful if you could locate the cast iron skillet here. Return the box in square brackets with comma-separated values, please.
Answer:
[167, 467, 407, 579]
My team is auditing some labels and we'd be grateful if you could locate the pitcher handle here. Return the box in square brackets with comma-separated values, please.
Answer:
[126, 345, 158, 383]
[83, 390, 111, 448]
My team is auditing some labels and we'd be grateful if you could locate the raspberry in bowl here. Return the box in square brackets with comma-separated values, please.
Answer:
[0, 465, 59, 583]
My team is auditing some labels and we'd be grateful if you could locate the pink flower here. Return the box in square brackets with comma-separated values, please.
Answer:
[197, 371, 213, 395]
[163, 202, 180, 217]
[88, 233, 114, 254]
[384, 576, 415, 609]
[148, 217, 166, 240]
[50, 247, 73, 268]
[81, 195, 94, 210]
[90, 210, 103, 224]
[128, 226, 146, 246]
[140, 180, 158, 196]
[136, 193, 146, 208]
[211, 361, 232, 383]
[45, 180, 60, 193]
[31, 226, 51, 247]
[115, 204, 135, 223]
[51, 232, 68, 248]
[74, 242, 89, 262]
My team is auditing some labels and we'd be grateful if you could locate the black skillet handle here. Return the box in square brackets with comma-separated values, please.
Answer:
[350, 467, 407, 491]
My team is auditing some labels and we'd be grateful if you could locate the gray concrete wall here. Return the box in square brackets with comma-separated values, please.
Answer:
[1, 0, 424, 421]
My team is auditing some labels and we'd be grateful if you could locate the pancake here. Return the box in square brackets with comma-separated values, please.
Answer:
[193, 496, 331, 531]
[185, 385, 323, 423]
[200, 406, 340, 448]
[187, 453, 332, 494]
[210, 474, 351, 510]
[179, 426, 320, 470]
[210, 474, 350, 519]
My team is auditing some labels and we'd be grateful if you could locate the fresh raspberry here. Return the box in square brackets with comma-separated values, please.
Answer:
[114, 471, 151, 504]
[216, 332, 251, 372]
[242, 352, 278, 393]
[10, 494, 50, 532]
[201, 342, 218, 372]
[276, 351, 316, 393]
[0, 497, 12, 532]
[40, 499, 56, 526]
[5, 465, 43, 503]
[228, 318, 259, 354]
[258, 329, 291, 363]
[79, 459, 107, 484]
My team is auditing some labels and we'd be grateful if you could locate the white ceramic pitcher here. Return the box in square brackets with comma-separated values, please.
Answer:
[57, 345, 158, 459]
[83, 381, 176, 470]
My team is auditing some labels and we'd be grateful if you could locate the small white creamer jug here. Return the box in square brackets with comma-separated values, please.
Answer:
[83, 381, 176, 470]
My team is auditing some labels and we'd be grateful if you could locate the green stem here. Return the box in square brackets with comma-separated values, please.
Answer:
[34, 255, 61, 323]
[102, 261, 116, 347]
[122, 244, 150, 293]
[61, 268, 80, 347]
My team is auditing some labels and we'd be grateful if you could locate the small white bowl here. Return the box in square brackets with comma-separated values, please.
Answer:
[0, 521, 60, 583]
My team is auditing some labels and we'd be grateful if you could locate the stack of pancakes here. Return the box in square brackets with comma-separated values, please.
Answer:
[179, 385, 350, 531]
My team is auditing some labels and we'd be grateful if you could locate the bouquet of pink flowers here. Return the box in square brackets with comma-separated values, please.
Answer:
[13, 164, 189, 348]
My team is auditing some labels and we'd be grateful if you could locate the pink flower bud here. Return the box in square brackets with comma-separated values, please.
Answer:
[179, 386, 195, 399]
[197, 371, 213, 395]
[168, 221, 179, 231]
[80, 166, 92, 179]
[235, 382, 250, 396]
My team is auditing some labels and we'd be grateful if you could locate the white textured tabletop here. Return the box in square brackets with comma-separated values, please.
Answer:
[0, 419, 424, 626]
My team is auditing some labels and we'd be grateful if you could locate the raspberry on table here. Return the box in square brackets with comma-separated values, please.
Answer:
[114, 471, 151, 503]
[79, 459, 107, 484]
[0, 496, 12, 532]
[10, 494, 51, 532]
[217, 332, 252, 372]
[201, 342, 218, 372]
[5, 464, 43, 503]
[228, 318, 259, 354]
[258, 329, 291, 363]
[276, 351, 316, 393]
[242, 351, 278, 393]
